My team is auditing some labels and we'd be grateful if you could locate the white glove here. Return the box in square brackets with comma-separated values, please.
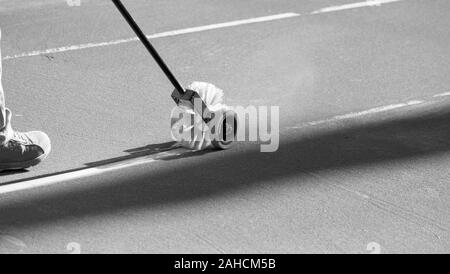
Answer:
[171, 82, 227, 150]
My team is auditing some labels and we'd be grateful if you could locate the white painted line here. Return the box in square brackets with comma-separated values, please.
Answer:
[433, 92, 450, 98]
[311, 0, 403, 14]
[290, 100, 424, 128]
[2, 13, 300, 61]
[0, 148, 189, 195]
[2, 0, 409, 61]
[331, 100, 423, 120]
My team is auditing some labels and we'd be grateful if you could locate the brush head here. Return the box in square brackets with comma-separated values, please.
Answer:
[170, 82, 236, 150]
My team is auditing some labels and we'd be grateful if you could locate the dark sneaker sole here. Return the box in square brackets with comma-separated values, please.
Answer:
[0, 153, 49, 172]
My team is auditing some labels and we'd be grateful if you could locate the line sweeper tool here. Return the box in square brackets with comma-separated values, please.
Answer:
[112, 0, 238, 150]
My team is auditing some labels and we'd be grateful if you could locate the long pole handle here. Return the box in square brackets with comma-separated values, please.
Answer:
[111, 0, 185, 94]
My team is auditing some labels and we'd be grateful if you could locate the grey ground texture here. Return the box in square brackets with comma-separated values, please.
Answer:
[0, 0, 449, 253]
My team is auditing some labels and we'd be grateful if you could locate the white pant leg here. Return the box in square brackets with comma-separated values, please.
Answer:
[0, 28, 6, 129]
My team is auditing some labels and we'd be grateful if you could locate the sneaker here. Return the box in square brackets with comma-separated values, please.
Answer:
[0, 109, 51, 171]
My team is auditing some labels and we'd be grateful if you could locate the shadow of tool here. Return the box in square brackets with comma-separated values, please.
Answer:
[85, 141, 211, 167]
[0, 141, 212, 183]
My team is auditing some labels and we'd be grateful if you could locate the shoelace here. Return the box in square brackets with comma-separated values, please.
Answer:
[11, 131, 30, 145]
[5, 131, 30, 152]
[0, 136, 25, 154]
[1, 132, 32, 154]
[11, 131, 31, 144]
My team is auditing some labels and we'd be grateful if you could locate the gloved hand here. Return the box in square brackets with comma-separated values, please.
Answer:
[171, 82, 227, 150]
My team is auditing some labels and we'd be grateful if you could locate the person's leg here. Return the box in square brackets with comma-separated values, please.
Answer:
[0, 28, 12, 145]
[0, 27, 51, 171]
[0, 28, 6, 130]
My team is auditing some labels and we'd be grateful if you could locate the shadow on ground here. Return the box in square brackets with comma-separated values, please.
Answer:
[1, 104, 450, 229]
[0, 141, 211, 180]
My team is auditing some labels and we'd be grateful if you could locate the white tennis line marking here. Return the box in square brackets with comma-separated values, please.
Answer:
[289, 100, 424, 128]
[2, 0, 409, 61]
[2, 13, 300, 61]
[433, 92, 450, 98]
[0, 148, 188, 195]
[311, 0, 404, 14]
